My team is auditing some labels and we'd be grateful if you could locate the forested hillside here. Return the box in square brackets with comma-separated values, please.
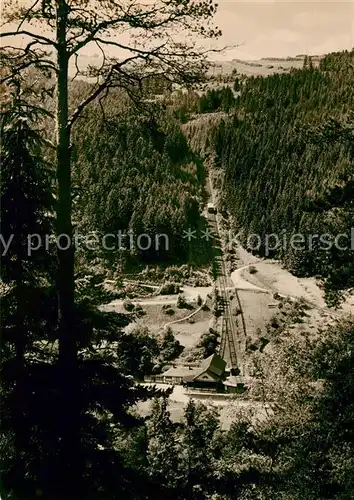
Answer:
[209, 50, 354, 303]
[71, 87, 211, 268]
[2, 0, 354, 490]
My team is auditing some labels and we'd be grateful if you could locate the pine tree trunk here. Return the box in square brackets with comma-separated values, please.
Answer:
[55, 1, 80, 492]
[14, 142, 26, 483]
[56, 2, 75, 368]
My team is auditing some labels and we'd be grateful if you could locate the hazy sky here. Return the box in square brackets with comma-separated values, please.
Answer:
[3, 1, 354, 61]
[212, 1, 354, 59]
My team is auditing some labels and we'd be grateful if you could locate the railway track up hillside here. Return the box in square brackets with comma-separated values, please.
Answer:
[206, 177, 243, 373]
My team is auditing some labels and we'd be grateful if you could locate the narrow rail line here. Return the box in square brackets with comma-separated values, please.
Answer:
[234, 289, 247, 339]
[206, 175, 244, 373]
[219, 316, 226, 359]
[218, 263, 238, 369]
[208, 215, 240, 370]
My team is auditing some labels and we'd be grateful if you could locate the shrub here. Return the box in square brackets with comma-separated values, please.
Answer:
[177, 294, 188, 308]
[160, 327, 183, 361]
[134, 304, 146, 317]
[123, 300, 135, 311]
[159, 281, 181, 295]
[162, 304, 175, 315]
[197, 328, 219, 357]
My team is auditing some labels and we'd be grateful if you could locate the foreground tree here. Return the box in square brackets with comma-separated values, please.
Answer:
[247, 317, 354, 499]
[1, 0, 221, 494]
[147, 396, 183, 495]
[181, 400, 220, 497]
[0, 83, 57, 497]
[1, 0, 221, 341]
[0, 86, 169, 500]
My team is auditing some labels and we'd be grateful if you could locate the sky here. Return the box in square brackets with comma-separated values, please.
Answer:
[212, 1, 354, 60]
[3, 1, 354, 61]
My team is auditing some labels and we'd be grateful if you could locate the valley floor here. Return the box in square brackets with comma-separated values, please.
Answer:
[100, 168, 354, 427]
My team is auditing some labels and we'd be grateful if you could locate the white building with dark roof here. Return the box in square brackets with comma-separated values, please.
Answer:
[183, 353, 227, 390]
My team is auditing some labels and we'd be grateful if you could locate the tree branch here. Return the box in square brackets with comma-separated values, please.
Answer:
[67, 50, 154, 129]
[17, 0, 42, 32]
[68, 19, 122, 57]
[0, 30, 56, 47]
[0, 59, 55, 85]
[67, 80, 111, 131]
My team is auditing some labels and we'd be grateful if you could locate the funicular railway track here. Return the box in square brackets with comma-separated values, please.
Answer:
[207, 201, 241, 373]
[218, 257, 239, 371]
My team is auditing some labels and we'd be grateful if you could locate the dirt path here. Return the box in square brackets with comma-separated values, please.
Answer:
[163, 301, 206, 329]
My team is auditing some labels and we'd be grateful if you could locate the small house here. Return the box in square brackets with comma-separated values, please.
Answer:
[184, 353, 226, 391]
[155, 365, 197, 384]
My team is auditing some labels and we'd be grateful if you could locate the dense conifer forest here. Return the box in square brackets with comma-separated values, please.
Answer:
[71, 87, 211, 268]
[1, 0, 354, 492]
[205, 50, 354, 304]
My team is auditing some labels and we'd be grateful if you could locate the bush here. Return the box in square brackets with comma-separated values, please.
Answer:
[159, 281, 181, 295]
[196, 294, 203, 306]
[213, 307, 221, 318]
[197, 328, 219, 357]
[134, 304, 146, 317]
[123, 300, 135, 311]
[246, 338, 258, 352]
[260, 336, 269, 352]
[160, 327, 183, 361]
[177, 294, 188, 309]
[117, 325, 160, 379]
[249, 265, 258, 274]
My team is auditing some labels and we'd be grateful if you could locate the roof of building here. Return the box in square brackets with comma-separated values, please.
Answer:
[191, 353, 226, 381]
[201, 353, 226, 376]
[161, 366, 197, 378]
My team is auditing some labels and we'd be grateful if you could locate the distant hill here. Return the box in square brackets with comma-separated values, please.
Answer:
[208, 55, 323, 77]
[70, 54, 323, 79]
